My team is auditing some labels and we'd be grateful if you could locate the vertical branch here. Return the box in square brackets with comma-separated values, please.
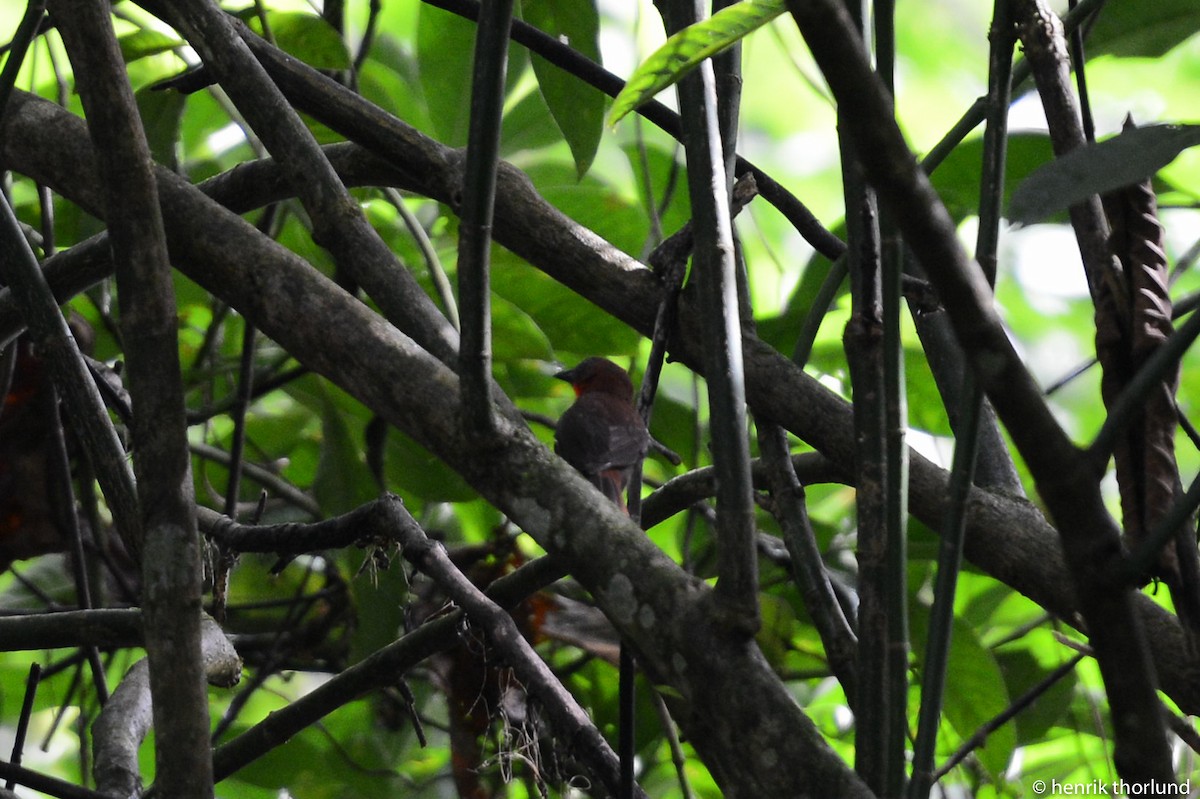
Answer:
[873, 1, 910, 786]
[835, 0, 897, 790]
[457, 0, 513, 437]
[0, 192, 139, 558]
[711, 0, 741, 181]
[757, 421, 858, 700]
[222, 205, 279, 525]
[658, 0, 759, 633]
[48, 1, 211, 796]
[786, 0, 1175, 782]
[1064, 0, 1095, 143]
[43, 383, 108, 704]
[909, 1, 1015, 796]
[1015, 0, 1122, 310]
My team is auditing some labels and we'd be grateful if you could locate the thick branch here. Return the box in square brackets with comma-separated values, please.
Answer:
[0, 609, 142, 651]
[49, 3, 214, 793]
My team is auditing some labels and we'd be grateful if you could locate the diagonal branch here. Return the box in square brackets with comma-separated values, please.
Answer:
[5, 92, 1200, 724]
[140, 0, 461, 365]
[0, 90, 869, 798]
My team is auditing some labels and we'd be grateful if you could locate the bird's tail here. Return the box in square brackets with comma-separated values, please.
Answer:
[597, 470, 628, 514]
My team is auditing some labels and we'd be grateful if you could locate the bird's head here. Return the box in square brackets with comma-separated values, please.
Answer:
[554, 357, 635, 400]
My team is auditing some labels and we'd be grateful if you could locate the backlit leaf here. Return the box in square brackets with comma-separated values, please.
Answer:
[608, 0, 786, 126]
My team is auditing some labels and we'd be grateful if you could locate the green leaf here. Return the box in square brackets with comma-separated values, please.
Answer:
[384, 429, 477, 503]
[348, 562, 410, 664]
[245, 11, 351, 70]
[492, 292, 555, 360]
[519, 160, 652, 255]
[755, 593, 797, 668]
[1086, 0, 1200, 58]
[995, 645, 1077, 744]
[500, 86, 571, 155]
[312, 384, 378, 515]
[523, 0, 606, 177]
[117, 29, 183, 63]
[416, 4, 480, 147]
[608, 0, 785, 126]
[492, 249, 641, 357]
[135, 86, 186, 171]
[911, 610, 1017, 779]
[930, 132, 1055, 223]
[1008, 124, 1200, 226]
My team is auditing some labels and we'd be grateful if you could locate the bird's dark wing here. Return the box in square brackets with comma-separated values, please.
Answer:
[554, 393, 649, 476]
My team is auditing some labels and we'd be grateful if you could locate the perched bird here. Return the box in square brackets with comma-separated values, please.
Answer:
[553, 358, 649, 512]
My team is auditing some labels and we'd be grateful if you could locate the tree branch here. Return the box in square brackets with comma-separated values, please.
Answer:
[141, 0, 461, 365]
[48, 3, 214, 792]
[785, 0, 1174, 781]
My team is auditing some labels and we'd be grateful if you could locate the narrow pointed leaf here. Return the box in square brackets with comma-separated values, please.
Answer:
[1009, 124, 1200, 226]
[524, 0, 605, 177]
[608, 0, 785, 126]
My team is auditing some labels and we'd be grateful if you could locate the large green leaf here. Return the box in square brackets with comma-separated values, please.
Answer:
[930, 132, 1055, 223]
[523, 0, 606, 177]
[384, 428, 477, 503]
[491, 250, 640, 357]
[135, 85, 186, 171]
[995, 644, 1077, 744]
[311, 384, 378, 516]
[492, 291, 555, 360]
[520, 160, 652, 255]
[244, 11, 351, 70]
[117, 29, 183, 63]
[416, 3, 478, 146]
[500, 85, 573, 156]
[1086, 0, 1200, 58]
[608, 0, 786, 126]
[911, 610, 1017, 780]
[416, 4, 530, 147]
[1009, 124, 1200, 226]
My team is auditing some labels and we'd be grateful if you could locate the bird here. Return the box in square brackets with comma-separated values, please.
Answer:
[553, 358, 650, 513]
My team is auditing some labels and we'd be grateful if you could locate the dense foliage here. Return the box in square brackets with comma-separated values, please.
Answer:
[0, 0, 1199, 796]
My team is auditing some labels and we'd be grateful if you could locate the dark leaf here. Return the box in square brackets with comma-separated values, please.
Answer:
[1086, 0, 1200, 58]
[1009, 124, 1200, 226]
